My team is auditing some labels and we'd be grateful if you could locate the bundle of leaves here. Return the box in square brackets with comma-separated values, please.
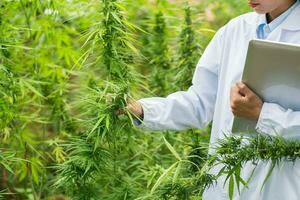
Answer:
[201, 134, 300, 200]
[174, 5, 201, 91]
[0, 66, 18, 132]
[149, 10, 172, 96]
[154, 134, 300, 200]
[54, 136, 111, 199]
[54, 0, 142, 198]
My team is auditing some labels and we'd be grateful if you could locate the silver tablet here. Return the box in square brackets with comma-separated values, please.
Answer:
[232, 39, 300, 134]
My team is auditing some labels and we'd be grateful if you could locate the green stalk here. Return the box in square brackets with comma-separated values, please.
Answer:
[175, 5, 201, 91]
[150, 11, 172, 96]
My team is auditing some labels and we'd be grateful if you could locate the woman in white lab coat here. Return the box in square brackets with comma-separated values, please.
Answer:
[124, 0, 300, 199]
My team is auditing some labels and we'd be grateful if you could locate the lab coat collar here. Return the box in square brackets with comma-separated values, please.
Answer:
[280, 2, 300, 31]
[244, 3, 300, 31]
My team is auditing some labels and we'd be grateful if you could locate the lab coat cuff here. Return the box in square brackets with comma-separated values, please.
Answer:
[133, 98, 158, 130]
[255, 102, 280, 136]
[133, 118, 142, 126]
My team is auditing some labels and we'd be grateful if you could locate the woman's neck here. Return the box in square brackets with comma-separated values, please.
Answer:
[267, 0, 296, 23]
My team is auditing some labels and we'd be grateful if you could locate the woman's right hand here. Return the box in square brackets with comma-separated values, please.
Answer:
[116, 98, 144, 120]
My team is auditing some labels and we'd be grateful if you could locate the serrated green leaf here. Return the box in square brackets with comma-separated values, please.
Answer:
[163, 136, 181, 161]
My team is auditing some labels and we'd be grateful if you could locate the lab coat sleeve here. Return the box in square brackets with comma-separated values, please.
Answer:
[256, 102, 300, 139]
[135, 27, 226, 131]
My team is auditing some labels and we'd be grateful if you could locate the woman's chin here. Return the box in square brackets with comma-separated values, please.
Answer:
[253, 8, 267, 14]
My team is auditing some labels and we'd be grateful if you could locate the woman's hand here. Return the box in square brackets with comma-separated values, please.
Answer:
[116, 97, 144, 119]
[230, 81, 263, 120]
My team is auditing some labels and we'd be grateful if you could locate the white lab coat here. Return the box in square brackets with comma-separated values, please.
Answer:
[137, 4, 300, 200]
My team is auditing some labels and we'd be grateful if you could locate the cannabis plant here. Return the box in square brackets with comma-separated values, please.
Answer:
[197, 134, 300, 200]
[55, 0, 141, 199]
[175, 5, 201, 91]
[149, 11, 172, 96]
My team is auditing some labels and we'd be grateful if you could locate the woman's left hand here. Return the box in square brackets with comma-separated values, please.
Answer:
[230, 81, 263, 120]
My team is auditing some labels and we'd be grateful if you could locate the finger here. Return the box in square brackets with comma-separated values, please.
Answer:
[126, 95, 136, 103]
[115, 108, 125, 115]
[236, 81, 253, 96]
[230, 85, 243, 99]
[231, 96, 244, 109]
[230, 85, 238, 96]
[230, 88, 244, 109]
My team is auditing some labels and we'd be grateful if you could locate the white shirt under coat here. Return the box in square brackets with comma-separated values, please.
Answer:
[137, 3, 300, 200]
